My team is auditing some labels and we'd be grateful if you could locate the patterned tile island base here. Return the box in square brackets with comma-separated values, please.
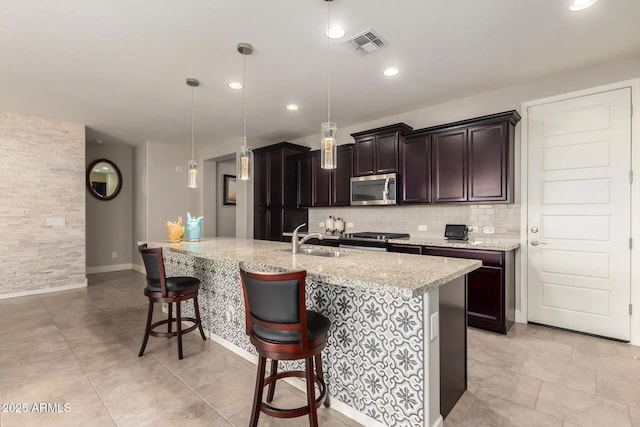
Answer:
[158, 239, 474, 427]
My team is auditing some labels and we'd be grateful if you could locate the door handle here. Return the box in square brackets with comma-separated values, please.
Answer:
[530, 240, 547, 246]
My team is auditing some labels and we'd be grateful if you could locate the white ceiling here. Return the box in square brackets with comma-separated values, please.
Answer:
[1, 0, 639, 151]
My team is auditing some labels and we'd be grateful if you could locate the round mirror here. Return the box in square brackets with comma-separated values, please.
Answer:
[87, 159, 122, 200]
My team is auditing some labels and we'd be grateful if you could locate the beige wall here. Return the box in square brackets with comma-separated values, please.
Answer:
[0, 111, 85, 296]
[86, 142, 133, 271]
[216, 159, 236, 237]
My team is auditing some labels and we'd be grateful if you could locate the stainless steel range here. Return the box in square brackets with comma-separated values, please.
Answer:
[338, 231, 410, 251]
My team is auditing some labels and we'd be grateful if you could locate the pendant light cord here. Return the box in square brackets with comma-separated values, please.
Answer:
[327, 0, 331, 123]
[242, 52, 247, 147]
[190, 85, 195, 159]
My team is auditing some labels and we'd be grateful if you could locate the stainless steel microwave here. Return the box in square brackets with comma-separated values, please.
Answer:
[350, 173, 397, 206]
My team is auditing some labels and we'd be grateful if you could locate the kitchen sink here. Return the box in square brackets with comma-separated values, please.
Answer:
[282, 247, 347, 257]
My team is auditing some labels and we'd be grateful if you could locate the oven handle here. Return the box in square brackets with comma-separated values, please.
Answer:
[339, 243, 387, 252]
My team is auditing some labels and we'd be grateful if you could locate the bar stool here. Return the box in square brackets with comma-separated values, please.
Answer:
[138, 244, 206, 359]
[239, 262, 331, 427]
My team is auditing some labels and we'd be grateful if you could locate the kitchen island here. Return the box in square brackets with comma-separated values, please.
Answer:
[150, 238, 480, 427]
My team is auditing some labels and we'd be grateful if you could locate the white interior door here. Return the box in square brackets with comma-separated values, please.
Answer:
[527, 87, 632, 340]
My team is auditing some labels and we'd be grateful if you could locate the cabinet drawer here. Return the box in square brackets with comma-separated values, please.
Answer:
[422, 247, 503, 267]
[388, 244, 422, 254]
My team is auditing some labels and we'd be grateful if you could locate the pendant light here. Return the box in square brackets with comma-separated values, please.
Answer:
[236, 43, 254, 181]
[186, 77, 200, 188]
[321, 0, 337, 170]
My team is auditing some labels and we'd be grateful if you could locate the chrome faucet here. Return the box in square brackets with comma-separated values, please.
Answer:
[292, 223, 324, 254]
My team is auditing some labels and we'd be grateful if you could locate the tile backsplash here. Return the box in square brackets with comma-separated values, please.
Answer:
[309, 204, 520, 239]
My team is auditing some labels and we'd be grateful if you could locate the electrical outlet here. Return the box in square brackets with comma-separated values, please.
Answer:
[46, 217, 65, 227]
[418, 225, 428, 232]
[347, 222, 354, 229]
[319, 222, 325, 228]
[176, 166, 183, 173]
[111, 251, 117, 259]
[468, 226, 479, 233]
[483, 226, 495, 234]
[430, 312, 439, 341]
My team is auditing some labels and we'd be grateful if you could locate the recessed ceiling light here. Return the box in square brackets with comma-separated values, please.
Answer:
[569, 0, 599, 11]
[326, 25, 346, 39]
[286, 104, 299, 111]
[228, 82, 243, 90]
[382, 67, 399, 77]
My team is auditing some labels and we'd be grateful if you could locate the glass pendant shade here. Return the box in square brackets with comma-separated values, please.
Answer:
[237, 145, 253, 181]
[187, 160, 198, 188]
[321, 121, 337, 169]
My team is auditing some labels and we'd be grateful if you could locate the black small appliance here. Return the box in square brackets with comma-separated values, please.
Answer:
[444, 224, 468, 241]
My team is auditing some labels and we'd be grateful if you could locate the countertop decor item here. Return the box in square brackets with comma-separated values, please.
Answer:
[186, 78, 200, 188]
[236, 43, 254, 181]
[186, 212, 203, 242]
[167, 217, 184, 242]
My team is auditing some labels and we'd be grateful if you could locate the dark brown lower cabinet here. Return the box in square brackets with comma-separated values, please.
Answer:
[423, 246, 515, 334]
[388, 243, 515, 334]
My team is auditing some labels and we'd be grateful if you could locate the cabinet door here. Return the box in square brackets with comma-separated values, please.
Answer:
[432, 129, 467, 203]
[467, 266, 503, 325]
[401, 136, 430, 203]
[254, 151, 269, 207]
[376, 133, 399, 173]
[254, 207, 269, 240]
[313, 153, 331, 207]
[468, 122, 508, 202]
[354, 136, 375, 176]
[268, 150, 284, 207]
[267, 208, 284, 241]
[332, 146, 353, 206]
[297, 155, 313, 208]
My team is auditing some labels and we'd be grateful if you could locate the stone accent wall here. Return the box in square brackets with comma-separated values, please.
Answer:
[309, 204, 520, 239]
[0, 111, 85, 295]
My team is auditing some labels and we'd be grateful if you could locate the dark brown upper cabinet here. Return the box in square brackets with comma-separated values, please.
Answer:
[432, 128, 468, 203]
[253, 142, 310, 241]
[351, 123, 413, 176]
[297, 144, 354, 208]
[403, 110, 520, 204]
[401, 135, 431, 203]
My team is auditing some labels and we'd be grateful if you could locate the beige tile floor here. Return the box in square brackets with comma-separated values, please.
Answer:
[0, 270, 638, 427]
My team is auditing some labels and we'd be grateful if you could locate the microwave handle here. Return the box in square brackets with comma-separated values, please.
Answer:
[382, 178, 389, 201]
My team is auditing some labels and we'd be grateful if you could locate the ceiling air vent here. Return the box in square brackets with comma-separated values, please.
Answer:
[343, 28, 387, 55]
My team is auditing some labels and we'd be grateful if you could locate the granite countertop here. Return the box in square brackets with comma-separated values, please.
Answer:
[388, 237, 520, 251]
[152, 238, 480, 299]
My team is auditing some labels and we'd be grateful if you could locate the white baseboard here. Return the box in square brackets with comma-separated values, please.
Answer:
[86, 263, 134, 275]
[515, 309, 526, 324]
[132, 264, 145, 274]
[0, 280, 87, 300]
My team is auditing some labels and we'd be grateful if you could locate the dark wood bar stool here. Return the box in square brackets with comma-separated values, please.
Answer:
[239, 262, 331, 427]
[138, 244, 206, 359]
